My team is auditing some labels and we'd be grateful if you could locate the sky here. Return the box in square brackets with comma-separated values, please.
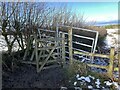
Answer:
[1, 1, 118, 24]
[49, 2, 118, 23]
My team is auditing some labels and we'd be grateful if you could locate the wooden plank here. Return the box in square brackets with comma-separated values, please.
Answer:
[20, 60, 57, 65]
[35, 34, 39, 73]
[38, 45, 62, 50]
[30, 49, 35, 61]
[23, 48, 28, 60]
[38, 46, 56, 72]
[74, 59, 108, 69]
[107, 47, 115, 79]
[23, 35, 33, 60]
[23, 38, 31, 60]
[68, 26, 73, 65]
[87, 64, 108, 69]
[37, 38, 64, 42]
[62, 33, 66, 66]
[42, 65, 61, 70]
[118, 51, 120, 84]
[55, 24, 60, 62]
[38, 53, 59, 58]
[38, 50, 43, 61]
[74, 51, 110, 58]
[39, 42, 58, 60]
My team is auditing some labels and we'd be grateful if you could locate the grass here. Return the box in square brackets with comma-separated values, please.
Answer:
[63, 60, 118, 89]
[103, 24, 120, 29]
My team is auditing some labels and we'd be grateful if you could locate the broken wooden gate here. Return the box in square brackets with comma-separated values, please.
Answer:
[22, 27, 66, 72]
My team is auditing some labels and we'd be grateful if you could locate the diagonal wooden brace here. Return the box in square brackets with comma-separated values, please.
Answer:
[37, 46, 56, 72]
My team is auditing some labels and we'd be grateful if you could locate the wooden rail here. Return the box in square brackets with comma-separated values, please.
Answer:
[74, 48, 116, 80]
[22, 26, 66, 73]
[66, 25, 119, 83]
[21, 25, 119, 83]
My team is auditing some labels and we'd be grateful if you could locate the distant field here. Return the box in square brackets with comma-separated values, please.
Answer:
[103, 24, 120, 29]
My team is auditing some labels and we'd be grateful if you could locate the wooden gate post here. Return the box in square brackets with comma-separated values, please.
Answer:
[108, 47, 115, 79]
[62, 33, 65, 67]
[68, 26, 73, 65]
[34, 33, 39, 73]
[118, 49, 120, 84]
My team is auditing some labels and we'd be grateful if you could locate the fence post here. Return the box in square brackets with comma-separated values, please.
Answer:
[118, 50, 120, 84]
[62, 33, 65, 67]
[34, 33, 39, 73]
[108, 47, 115, 79]
[56, 23, 60, 59]
[68, 26, 73, 65]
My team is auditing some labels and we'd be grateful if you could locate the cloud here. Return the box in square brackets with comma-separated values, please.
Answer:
[86, 14, 118, 22]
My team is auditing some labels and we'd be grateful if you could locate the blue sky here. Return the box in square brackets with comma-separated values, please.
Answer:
[49, 2, 118, 23]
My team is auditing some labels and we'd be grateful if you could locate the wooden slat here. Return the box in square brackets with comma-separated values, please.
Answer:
[42, 65, 61, 70]
[39, 41, 61, 60]
[35, 34, 39, 72]
[38, 46, 56, 72]
[38, 45, 62, 50]
[87, 64, 108, 69]
[118, 52, 120, 84]
[108, 47, 115, 79]
[38, 53, 59, 58]
[74, 59, 108, 69]
[30, 49, 35, 61]
[74, 51, 110, 58]
[68, 26, 73, 65]
[37, 38, 65, 42]
[38, 50, 43, 61]
[62, 33, 66, 66]
[20, 60, 57, 65]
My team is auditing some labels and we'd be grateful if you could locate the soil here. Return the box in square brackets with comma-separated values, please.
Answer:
[2, 64, 67, 89]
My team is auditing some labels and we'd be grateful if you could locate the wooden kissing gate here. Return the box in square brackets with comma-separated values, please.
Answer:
[21, 25, 120, 84]
[22, 26, 66, 72]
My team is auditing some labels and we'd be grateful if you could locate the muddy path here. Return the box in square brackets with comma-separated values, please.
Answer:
[2, 64, 67, 89]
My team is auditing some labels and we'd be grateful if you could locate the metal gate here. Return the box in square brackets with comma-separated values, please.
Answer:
[58, 25, 99, 63]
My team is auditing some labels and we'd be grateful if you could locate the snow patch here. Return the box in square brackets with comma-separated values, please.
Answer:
[96, 85, 100, 88]
[74, 82, 77, 86]
[77, 76, 90, 83]
[85, 77, 91, 83]
[88, 75, 95, 80]
[76, 74, 79, 78]
[104, 81, 112, 86]
[88, 85, 93, 89]
[60, 87, 67, 90]
[95, 79, 100, 85]
[74, 87, 82, 90]
[95, 79, 100, 88]
[77, 76, 85, 81]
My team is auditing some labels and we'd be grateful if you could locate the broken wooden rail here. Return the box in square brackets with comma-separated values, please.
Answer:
[63, 25, 120, 83]
[21, 25, 119, 84]
[74, 48, 117, 79]
[22, 27, 66, 73]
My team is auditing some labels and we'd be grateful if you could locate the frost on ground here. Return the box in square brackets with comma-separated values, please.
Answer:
[71, 74, 120, 89]
[61, 73, 120, 89]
